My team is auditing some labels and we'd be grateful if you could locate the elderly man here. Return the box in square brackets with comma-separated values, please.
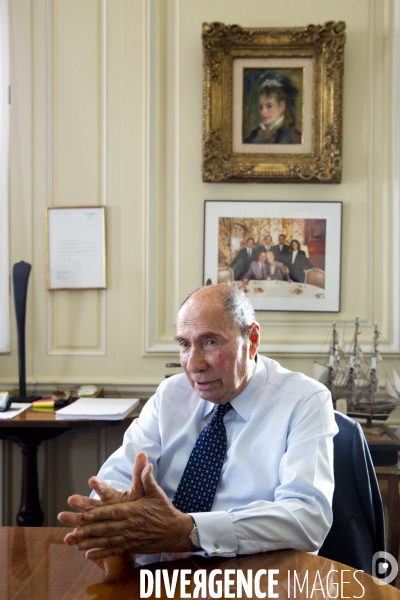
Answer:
[59, 285, 337, 560]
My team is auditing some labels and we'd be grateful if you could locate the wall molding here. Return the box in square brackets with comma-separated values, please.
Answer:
[0, 380, 158, 398]
[145, 0, 181, 354]
[391, 0, 400, 352]
[145, 0, 399, 355]
[0, 0, 10, 354]
[45, 0, 107, 356]
[46, 289, 107, 355]
[144, 0, 160, 354]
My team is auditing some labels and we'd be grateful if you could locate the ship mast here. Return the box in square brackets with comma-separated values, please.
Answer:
[368, 323, 380, 404]
[326, 322, 337, 393]
[347, 317, 360, 406]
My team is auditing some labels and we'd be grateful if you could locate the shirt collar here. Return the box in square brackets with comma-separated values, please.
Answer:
[201, 355, 267, 422]
[259, 115, 285, 132]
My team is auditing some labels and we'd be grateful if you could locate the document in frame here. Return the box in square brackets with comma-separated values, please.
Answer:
[46, 206, 107, 289]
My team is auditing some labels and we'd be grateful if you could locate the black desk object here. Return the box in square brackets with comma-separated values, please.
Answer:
[12, 261, 40, 403]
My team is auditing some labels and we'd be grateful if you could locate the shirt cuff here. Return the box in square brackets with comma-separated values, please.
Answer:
[89, 480, 130, 499]
[190, 511, 237, 557]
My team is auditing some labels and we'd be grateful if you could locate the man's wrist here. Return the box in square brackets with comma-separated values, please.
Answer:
[177, 514, 197, 551]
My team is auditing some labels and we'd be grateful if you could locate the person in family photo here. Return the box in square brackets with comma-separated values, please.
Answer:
[229, 237, 258, 280]
[256, 234, 273, 256]
[264, 251, 290, 281]
[242, 250, 268, 281]
[272, 234, 291, 263]
[287, 239, 313, 283]
[244, 72, 302, 145]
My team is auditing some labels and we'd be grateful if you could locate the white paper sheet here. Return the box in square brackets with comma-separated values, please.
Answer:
[56, 398, 139, 420]
[0, 403, 31, 419]
[47, 207, 106, 289]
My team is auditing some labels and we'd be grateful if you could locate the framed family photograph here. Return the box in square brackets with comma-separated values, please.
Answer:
[202, 21, 346, 183]
[203, 201, 342, 312]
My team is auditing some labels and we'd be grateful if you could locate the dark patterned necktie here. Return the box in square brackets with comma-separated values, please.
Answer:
[172, 403, 232, 513]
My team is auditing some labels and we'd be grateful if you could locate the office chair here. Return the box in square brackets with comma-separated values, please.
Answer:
[318, 411, 385, 574]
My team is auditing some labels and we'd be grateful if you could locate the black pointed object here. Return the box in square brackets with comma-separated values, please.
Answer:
[12, 262, 41, 402]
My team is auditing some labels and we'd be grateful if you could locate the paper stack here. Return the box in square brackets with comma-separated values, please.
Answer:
[55, 397, 140, 420]
[0, 403, 31, 420]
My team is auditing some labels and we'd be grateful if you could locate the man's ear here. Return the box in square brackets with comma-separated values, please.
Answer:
[248, 323, 260, 358]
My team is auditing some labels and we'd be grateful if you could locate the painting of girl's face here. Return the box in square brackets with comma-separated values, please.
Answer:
[242, 68, 304, 145]
[258, 93, 286, 127]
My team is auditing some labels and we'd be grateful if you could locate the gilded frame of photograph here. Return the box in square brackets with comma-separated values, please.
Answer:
[202, 21, 346, 183]
[46, 206, 107, 290]
[203, 200, 342, 312]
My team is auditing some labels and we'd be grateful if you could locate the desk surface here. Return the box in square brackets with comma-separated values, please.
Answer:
[0, 527, 399, 600]
[0, 401, 144, 429]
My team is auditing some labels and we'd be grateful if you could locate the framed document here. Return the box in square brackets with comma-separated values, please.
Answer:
[46, 206, 107, 290]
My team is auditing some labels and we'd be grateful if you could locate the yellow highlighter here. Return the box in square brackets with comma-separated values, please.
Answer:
[32, 399, 69, 411]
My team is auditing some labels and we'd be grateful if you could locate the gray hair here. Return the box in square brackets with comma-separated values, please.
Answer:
[180, 285, 256, 338]
[223, 287, 256, 337]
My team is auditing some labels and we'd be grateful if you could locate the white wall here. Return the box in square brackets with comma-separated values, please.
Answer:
[0, 0, 398, 524]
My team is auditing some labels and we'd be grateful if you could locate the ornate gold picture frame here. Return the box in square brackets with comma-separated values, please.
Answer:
[202, 21, 346, 183]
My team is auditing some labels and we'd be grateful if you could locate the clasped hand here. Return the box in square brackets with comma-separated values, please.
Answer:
[58, 452, 193, 560]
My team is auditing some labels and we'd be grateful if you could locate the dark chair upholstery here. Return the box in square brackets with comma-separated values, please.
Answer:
[319, 411, 385, 574]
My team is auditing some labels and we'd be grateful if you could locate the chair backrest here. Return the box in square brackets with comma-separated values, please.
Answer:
[301, 244, 309, 258]
[318, 411, 385, 574]
[305, 268, 325, 289]
[217, 267, 234, 283]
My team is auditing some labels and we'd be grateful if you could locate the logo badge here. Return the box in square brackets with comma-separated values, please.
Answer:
[372, 551, 398, 585]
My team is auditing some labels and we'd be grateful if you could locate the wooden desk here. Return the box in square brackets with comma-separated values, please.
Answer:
[0, 527, 399, 600]
[0, 402, 144, 527]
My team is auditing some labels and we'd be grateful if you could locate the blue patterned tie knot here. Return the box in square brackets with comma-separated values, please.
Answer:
[172, 403, 232, 513]
[208, 402, 232, 426]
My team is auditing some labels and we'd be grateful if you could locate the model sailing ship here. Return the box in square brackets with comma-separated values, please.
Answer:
[313, 318, 400, 424]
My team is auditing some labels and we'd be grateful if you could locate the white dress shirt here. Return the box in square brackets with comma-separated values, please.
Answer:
[95, 355, 337, 557]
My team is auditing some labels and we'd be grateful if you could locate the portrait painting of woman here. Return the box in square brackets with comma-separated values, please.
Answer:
[243, 70, 303, 145]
